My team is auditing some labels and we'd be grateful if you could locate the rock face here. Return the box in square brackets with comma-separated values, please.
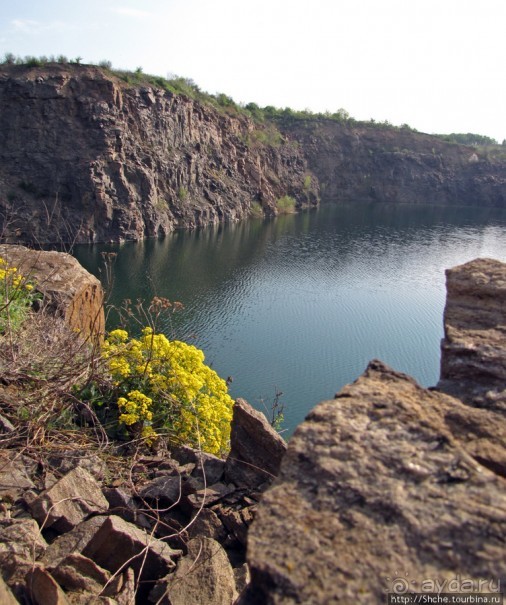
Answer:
[241, 257, 506, 604]
[0, 64, 505, 244]
[438, 257, 506, 409]
[280, 119, 506, 207]
[0, 244, 105, 340]
[0, 64, 318, 244]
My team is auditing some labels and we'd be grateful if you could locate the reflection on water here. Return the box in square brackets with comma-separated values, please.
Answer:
[74, 203, 506, 436]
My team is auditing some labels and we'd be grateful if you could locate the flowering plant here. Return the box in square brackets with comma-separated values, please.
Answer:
[98, 327, 233, 455]
[0, 256, 37, 332]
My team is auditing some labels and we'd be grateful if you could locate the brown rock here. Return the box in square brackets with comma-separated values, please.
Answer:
[25, 565, 71, 605]
[186, 482, 235, 509]
[0, 245, 105, 342]
[30, 466, 109, 532]
[241, 361, 506, 604]
[50, 553, 111, 593]
[81, 515, 181, 581]
[0, 517, 48, 585]
[439, 257, 506, 410]
[150, 537, 237, 605]
[188, 508, 227, 542]
[39, 516, 106, 569]
[225, 399, 287, 488]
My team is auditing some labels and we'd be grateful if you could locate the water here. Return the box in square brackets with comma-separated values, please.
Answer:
[73, 203, 506, 436]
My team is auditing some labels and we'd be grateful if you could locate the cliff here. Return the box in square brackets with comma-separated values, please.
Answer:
[0, 64, 317, 244]
[0, 64, 505, 244]
[279, 118, 506, 206]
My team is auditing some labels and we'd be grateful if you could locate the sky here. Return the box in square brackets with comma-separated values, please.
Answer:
[1, 0, 505, 142]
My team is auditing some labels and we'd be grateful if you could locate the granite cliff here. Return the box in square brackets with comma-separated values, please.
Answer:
[0, 63, 505, 244]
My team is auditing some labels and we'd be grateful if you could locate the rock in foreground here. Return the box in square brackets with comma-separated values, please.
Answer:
[438, 257, 506, 410]
[240, 361, 506, 604]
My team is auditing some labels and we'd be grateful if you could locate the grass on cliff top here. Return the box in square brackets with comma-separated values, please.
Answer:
[2, 53, 504, 149]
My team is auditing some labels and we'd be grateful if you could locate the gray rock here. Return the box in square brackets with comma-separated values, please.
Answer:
[47, 452, 108, 481]
[0, 453, 36, 501]
[438, 257, 506, 409]
[0, 414, 14, 433]
[30, 466, 109, 532]
[150, 537, 237, 605]
[39, 516, 106, 568]
[241, 361, 506, 604]
[139, 474, 184, 506]
[191, 451, 225, 485]
[225, 399, 287, 488]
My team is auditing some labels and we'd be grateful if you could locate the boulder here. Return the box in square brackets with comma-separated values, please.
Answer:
[49, 553, 111, 594]
[30, 466, 109, 532]
[0, 517, 48, 593]
[240, 361, 506, 604]
[191, 451, 226, 485]
[225, 399, 287, 488]
[150, 537, 237, 605]
[0, 244, 105, 342]
[39, 516, 106, 569]
[438, 257, 506, 409]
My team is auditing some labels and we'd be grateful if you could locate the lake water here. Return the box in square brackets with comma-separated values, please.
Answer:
[73, 203, 506, 436]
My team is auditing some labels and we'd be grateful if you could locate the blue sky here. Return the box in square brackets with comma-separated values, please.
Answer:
[1, 0, 505, 141]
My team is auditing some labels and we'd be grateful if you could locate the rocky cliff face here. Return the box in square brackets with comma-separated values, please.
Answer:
[240, 258, 506, 604]
[0, 64, 317, 244]
[279, 119, 506, 206]
[0, 64, 505, 244]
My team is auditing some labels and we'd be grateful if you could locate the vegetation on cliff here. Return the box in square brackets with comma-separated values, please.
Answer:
[3, 52, 504, 144]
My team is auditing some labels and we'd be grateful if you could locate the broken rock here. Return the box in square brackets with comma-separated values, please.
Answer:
[225, 399, 287, 488]
[30, 466, 109, 532]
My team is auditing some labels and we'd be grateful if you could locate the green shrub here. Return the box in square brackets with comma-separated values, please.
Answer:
[250, 201, 263, 217]
[178, 186, 188, 201]
[276, 195, 296, 213]
[0, 256, 38, 333]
